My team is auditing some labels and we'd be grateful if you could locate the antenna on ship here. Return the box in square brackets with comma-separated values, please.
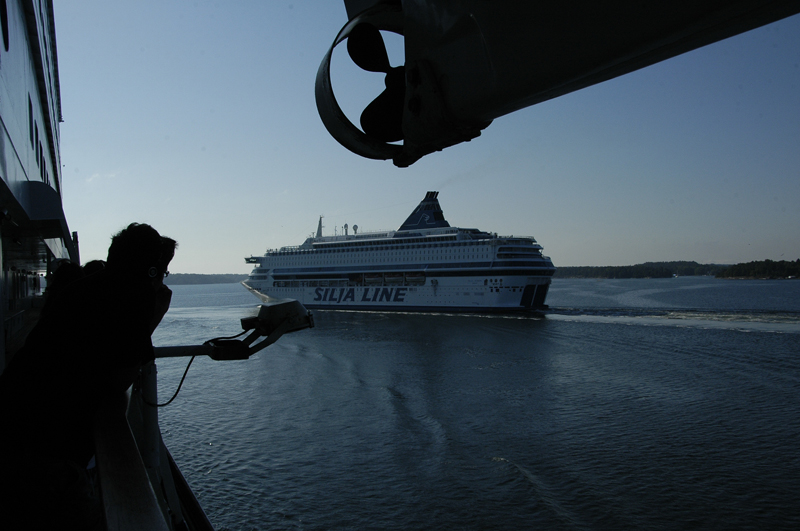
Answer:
[316, 215, 323, 238]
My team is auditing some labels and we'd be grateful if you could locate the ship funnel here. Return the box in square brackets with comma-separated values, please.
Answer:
[398, 191, 450, 231]
[316, 216, 323, 238]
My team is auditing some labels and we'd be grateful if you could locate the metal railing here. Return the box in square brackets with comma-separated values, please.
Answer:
[93, 300, 314, 530]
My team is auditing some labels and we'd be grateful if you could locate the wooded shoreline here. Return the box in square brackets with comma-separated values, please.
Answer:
[165, 259, 800, 285]
[555, 260, 800, 279]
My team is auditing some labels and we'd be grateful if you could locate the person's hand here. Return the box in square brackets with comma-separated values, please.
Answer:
[150, 285, 172, 334]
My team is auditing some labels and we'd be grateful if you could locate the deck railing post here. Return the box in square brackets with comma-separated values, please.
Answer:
[140, 361, 160, 471]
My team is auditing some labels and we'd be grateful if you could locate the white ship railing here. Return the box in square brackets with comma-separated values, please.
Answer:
[257, 234, 544, 255]
[495, 235, 538, 241]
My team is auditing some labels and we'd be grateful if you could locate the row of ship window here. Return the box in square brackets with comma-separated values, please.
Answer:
[284, 250, 490, 256]
[260, 277, 508, 284]
[269, 280, 512, 288]
[272, 255, 492, 266]
[272, 241, 492, 255]
[28, 97, 51, 186]
[316, 235, 460, 250]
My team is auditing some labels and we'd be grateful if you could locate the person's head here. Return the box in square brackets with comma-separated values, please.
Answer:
[45, 259, 84, 295]
[106, 223, 177, 284]
[82, 260, 106, 276]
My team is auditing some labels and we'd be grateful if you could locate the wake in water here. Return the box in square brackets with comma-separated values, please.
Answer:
[546, 277, 800, 333]
[545, 307, 800, 334]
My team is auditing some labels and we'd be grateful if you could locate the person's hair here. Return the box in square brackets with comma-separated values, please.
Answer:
[106, 223, 177, 280]
[82, 260, 106, 276]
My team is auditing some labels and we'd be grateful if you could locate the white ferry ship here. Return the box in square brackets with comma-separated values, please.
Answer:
[243, 192, 555, 312]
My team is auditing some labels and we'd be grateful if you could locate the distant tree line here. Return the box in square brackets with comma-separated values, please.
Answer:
[554, 261, 728, 279]
[715, 259, 800, 279]
[164, 259, 800, 284]
[555, 260, 800, 279]
[554, 265, 671, 279]
[164, 274, 248, 285]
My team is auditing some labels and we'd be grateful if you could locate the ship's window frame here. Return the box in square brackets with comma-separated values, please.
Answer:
[0, 0, 7, 52]
[29, 97, 34, 147]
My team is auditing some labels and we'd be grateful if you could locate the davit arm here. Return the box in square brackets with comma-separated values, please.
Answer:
[317, 0, 800, 167]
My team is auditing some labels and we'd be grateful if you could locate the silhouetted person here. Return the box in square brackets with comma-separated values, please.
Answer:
[45, 258, 84, 293]
[0, 223, 176, 530]
[81, 259, 107, 276]
[39, 259, 84, 319]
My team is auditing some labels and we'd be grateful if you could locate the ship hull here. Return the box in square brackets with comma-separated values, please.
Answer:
[243, 274, 551, 312]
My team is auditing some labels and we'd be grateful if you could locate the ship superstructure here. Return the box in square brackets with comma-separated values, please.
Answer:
[0, 0, 78, 368]
[244, 192, 555, 312]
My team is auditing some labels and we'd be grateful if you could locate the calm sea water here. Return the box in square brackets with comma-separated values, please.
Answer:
[153, 278, 800, 530]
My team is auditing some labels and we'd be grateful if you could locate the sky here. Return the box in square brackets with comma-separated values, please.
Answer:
[52, 2, 800, 274]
